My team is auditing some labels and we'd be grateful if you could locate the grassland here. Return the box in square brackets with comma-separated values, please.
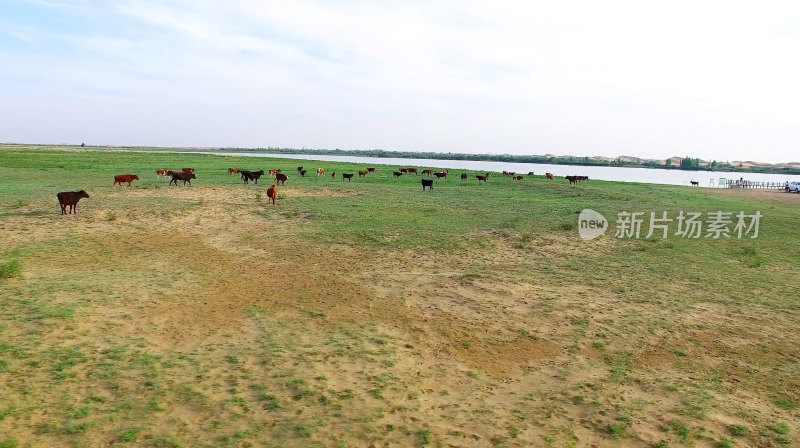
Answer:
[0, 147, 799, 448]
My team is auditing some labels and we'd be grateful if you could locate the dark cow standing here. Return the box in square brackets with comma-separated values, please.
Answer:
[297, 166, 304, 173]
[421, 179, 434, 191]
[57, 190, 89, 215]
[460, 173, 468, 181]
[170, 172, 196, 186]
[342, 173, 354, 182]
[300, 169, 307, 177]
[367, 168, 376, 173]
[566, 176, 578, 185]
[358, 170, 367, 178]
[393, 171, 403, 178]
[276, 173, 288, 186]
[434, 172, 447, 180]
[241, 170, 265, 184]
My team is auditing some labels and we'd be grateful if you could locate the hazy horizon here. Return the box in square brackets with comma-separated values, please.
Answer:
[2, 1, 799, 164]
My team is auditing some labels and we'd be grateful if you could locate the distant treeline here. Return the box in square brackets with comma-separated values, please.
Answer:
[218, 147, 800, 175]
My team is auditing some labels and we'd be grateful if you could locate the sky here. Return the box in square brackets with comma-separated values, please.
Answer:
[1, 1, 799, 163]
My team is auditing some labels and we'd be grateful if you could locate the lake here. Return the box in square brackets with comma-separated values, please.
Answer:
[207, 152, 799, 187]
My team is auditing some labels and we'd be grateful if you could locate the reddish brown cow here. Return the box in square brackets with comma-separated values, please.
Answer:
[565, 175, 578, 185]
[400, 168, 409, 173]
[266, 185, 277, 205]
[476, 174, 489, 183]
[546, 173, 554, 180]
[228, 168, 241, 175]
[407, 168, 418, 175]
[269, 169, 280, 177]
[434, 172, 447, 180]
[57, 190, 89, 215]
[422, 169, 434, 175]
[276, 173, 288, 185]
[156, 169, 169, 179]
[113, 174, 139, 186]
[317, 168, 325, 177]
[367, 167, 376, 173]
[514, 175, 523, 181]
[358, 170, 368, 178]
[331, 172, 336, 180]
[181, 168, 195, 174]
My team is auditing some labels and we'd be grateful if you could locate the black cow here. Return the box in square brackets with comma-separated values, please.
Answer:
[461, 173, 468, 181]
[170, 172, 196, 186]
[422, 179, 434, 191]
[342, 173, 354, 182]
[393, 171, 403, 178]
[57, 190, 89, 215]
[241, 170, 265, 184]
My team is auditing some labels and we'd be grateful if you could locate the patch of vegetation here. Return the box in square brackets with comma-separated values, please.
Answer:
[0, 260, 21, 280]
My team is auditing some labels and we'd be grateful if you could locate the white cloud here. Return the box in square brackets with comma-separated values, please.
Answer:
[1, 0, 799, 162]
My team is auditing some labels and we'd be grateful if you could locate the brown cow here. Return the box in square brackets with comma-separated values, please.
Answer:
[156, 169, 169, 180]
[317, 168, 325, 177]
[514, 175, 523, 181]
[546, 173, 554, 180]
[228, 168, 241, 175]
[565, 175, 578, 185]
[181, 168, 195, 174]
[116, 174, 139, 186]
[407, 167, 418, 175]
[342, 173, 354, 182]
[269, 169, 280, 177]
[331, 172, 336, 180]
[367, 167, 376, 173]
[400, 168, 409, 173]
[57, 190, 89, 215]
[434, 172, 447, 180]
[422, 169, 434, 175]
[113, 174, 139, 186]
[266, 185, 277, 205]
[170, 172, 196, 186]
[276, 173, 288, 186]
[477, 174, 489, 183]
[358, 170, 367, 178]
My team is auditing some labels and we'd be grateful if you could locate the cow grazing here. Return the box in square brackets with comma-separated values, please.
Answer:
[241, 170, 265, 184]
[269, 169, 280, 177]
[477, 174, 489, 183]
[342, 173, 354, 182]
[275, 173, 288, 186]
[690, 181, 699, 186]
[528, 172, 534, 176]
[514, 175, 523, 181]
[266, 185, 277, 205]
[399, 168, 409, 173]
[565, 175, 578, 185]
[422, 169, 434, 175]
[228, 168, 241, 175]
[358, 170, 367, 178]
[181, 168, 195, 174]
[297, 166, 304, 173]
[300, 169, 307, 177]
[113, 174, 139, 186]
[170, 172, 196, 186]
[156, 169, 169, 180]
[422, 179, 434, 191]
[57, 190, 89, 215]
[434, 172, 447, 180]
[578, 176, 589, 182]
[367, 167, 376, 173]
[407, 167, 418, 175]
[546, 173, 554, 180]
[461, 173, 468, 181]
[317, 168, 325, 177]
[393, 171, 403, 178]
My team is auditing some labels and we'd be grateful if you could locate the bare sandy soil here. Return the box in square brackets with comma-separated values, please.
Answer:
[0, 185, 797, 448]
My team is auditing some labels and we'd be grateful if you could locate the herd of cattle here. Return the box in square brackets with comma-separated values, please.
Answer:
[55, 164, 589, 214]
